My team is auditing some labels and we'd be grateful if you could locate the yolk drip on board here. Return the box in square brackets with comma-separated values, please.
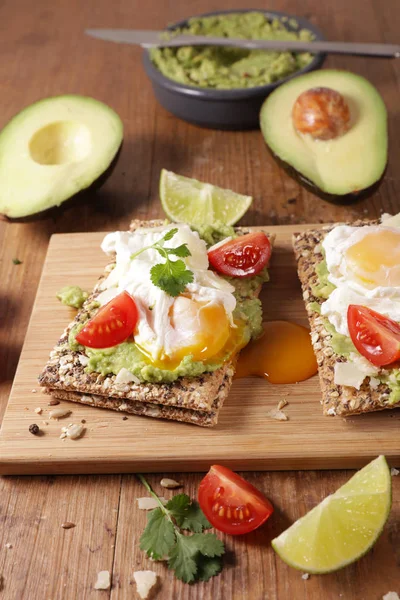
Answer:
[235, 321, 318, 384]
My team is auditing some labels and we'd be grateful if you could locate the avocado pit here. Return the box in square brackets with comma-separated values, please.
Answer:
[292, 86, 351, 141]
[29, 120, 92, 165]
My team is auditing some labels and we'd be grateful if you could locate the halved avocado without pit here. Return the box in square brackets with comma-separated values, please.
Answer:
[260, 70, 388, 202]
[0, 95, 123, 218]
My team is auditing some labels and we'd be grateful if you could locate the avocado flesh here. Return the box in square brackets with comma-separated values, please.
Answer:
[260, 70, 388, 196]
[0, 95, 123, 218]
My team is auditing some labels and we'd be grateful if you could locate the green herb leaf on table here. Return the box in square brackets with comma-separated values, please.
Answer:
[137, 476, 225, 584]
[168, 534, 200, 583]
[12, 258, 22, 265]
[140, 508, 176, 560]
[131, 228, 194, 297]
[197, 555, 223, 582]
[166, 494, 211, 532]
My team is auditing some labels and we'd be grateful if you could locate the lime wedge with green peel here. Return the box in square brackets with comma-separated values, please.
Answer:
[160, 169, 252, 226]
[272, 455, 391, 574]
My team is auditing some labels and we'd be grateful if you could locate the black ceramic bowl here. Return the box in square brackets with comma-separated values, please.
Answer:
[143, 9, 325, 130]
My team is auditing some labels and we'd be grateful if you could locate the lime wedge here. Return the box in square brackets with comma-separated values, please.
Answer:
[272, 456, 391, 574]
[159, 169, 252, 226]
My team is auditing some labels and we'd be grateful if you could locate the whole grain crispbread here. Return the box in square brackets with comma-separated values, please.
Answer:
[293, 221, 398, 417]
[39, 220, 273, 426]
[43, 387, 226, 427]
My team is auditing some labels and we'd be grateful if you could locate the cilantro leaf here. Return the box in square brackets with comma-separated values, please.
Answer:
[12, 258, 22, 265]
[166, 244, 191, 258]
[150, 259, 194, 297]
[168, 534, 199, 583]
[165, 493, 190, 516]
[136, 475, 226, 585]
[139, 507, 176, 560]
[197, 555, 223, 582]
[166, 495, 211, 532]
[191, 533, 225, 557]
[162, 228, 178, 242]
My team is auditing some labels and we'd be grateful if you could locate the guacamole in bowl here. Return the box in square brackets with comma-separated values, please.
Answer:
[150, 11, 315, 90]
[142, 9, 325, 129]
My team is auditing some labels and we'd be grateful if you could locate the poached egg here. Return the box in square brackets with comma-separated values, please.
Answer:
[321, 223, 400, 337]
[97, 224, 238, 368]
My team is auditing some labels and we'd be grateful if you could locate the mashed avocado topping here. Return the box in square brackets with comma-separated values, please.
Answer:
[57, 285, 88, 309]
[192, 221, 236, 246]
[311, 256, 400, 404]
[151, 12, 314, 90]
[67, 225, 267, 383]
[311, 259, 336, 299]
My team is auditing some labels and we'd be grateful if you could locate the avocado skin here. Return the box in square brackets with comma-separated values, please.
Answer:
[0, 143, 122, 223]
[268, 148, 386, 206]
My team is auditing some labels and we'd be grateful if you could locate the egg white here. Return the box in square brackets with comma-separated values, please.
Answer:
[321, 224, 400, 336]
[97, 224, 236, 362]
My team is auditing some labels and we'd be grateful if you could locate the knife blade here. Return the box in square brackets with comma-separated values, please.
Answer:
[85, 29, 400, 58]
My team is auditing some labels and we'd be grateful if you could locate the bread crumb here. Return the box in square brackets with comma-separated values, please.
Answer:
[383, 593, 400, 600]
[4, 543, 12, 549]
[133, 570, 157, 599]
[34, 407, 42, 415]
[390, 467, 399, 476]
[301, 573, 310, 580]
[137, 497, 167, 510]
[94, 570, 110, 590]
[267, 408, 288, 421]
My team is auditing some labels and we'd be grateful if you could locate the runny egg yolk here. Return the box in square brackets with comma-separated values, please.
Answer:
[136, 297, 233, 369]
[345, 230, 400, 287]
[235, 321, 318, 384]
[169, 297, 231, 363]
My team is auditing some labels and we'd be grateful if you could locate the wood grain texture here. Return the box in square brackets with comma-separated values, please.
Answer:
[0, 0, 399, 597]
[1, 226, 400, 475]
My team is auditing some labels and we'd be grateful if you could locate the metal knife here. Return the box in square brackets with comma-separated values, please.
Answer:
[85, 29, 400, 58]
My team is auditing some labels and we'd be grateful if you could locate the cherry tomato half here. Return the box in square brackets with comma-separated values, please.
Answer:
[347, 304, 400, 367]
[76, 291, 138, 349]
[208, 232, 271, 278]
[198, 465, 273, 535]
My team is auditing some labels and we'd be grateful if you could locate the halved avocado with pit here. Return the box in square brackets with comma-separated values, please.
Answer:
[0, 95, 123, 218]
[260, 70, 388, 201]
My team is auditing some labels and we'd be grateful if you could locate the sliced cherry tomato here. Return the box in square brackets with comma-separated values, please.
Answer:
[198, 465, 273, 535]
[208, 232, 271, 278]
[347, 304, 400, 366]
[76, 291, 138, 349]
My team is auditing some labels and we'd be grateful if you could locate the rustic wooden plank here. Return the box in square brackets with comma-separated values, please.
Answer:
[110, 471, 400, 599]
[0, 473, 121, 599]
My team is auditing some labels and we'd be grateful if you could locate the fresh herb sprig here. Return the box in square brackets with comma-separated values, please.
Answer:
[130, 228, 194, 297]
[137, 474, 225, 584]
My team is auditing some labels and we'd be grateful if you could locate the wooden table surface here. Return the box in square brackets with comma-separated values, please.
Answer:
[0, 0, 399, 598]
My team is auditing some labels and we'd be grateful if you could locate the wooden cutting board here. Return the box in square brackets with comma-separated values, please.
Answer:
[1, 225, 399, 475]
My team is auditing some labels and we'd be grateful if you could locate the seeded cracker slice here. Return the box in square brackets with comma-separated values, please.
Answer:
[293, 221, 398, 417]
[39, 220, 274, 427]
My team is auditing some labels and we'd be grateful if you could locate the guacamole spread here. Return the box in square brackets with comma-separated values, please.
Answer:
[67, 224, 267, 383]
[57, 285, 88, 309]
[151, 12, 314, 89]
